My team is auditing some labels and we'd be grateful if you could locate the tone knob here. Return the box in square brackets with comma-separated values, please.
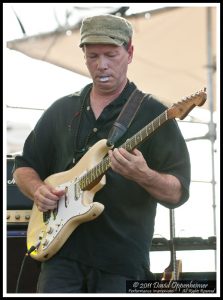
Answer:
[42, 238, 49, 246]
[46, 227, 53, 234]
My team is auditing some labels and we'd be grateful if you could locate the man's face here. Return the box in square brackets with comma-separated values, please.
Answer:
[83, 43, 133, 94]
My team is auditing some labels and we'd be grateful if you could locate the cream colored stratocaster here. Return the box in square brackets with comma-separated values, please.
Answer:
[27, 88, 207, 261]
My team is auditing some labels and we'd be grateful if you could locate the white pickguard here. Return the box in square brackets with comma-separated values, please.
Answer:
[41, 176, 93, 249]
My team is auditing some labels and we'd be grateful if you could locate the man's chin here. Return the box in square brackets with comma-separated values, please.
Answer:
[96, 82, 114, 92]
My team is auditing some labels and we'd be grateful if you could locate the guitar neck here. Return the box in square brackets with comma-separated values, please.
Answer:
[169, 209, 177, 280]
[120, 110, 168, 151]
[80, 109, 169, 190]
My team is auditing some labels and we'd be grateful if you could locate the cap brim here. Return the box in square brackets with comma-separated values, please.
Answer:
[79, 35, 124, 47]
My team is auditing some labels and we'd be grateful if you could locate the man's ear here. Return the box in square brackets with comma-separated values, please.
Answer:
[127, 45, 134, 64]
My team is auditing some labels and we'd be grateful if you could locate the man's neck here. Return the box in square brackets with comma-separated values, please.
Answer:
[90, 80, 128, 119]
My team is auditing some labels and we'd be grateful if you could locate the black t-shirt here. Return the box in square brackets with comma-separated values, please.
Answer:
[14, 81, 190, 278]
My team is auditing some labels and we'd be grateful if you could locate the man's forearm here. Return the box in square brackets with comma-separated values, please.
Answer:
[13, 167, 45, 201]
[136, 168, 182, 204]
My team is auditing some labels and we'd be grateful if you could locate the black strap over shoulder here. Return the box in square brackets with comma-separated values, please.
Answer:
[79, 83, 93, 100]
[107, 87, 147, 147]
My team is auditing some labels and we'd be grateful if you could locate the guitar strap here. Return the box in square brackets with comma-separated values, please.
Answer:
[106, 87, 147, 147]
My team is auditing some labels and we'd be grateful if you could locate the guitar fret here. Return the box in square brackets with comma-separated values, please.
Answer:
[90, 170, 93, 182]
[103, 162, 107, 173]
[84, 175, 88, 187]
[153, 118, 159, 130]
[79, 177, 84, 190]
[99, 164, 102, 176]
[141, 128, 146, 140]
[92, 169, 96, 181]
[135, 135, 139, 144]
[94, 166, 98, 177]
[95, 164, 100, 177]
[84, 176, 87, 188]
[103, 157, 110, 171]
[163, 112, 167, 123]
[153, 119, 157, 129]
[129, 139, 133, 149]
[87, 173, 91, 184]
[125, 139, 131, 151]
[145, 125, 149, 136]
[98, 162, 102, 175]
[138, 132, 143, 142]
[98, 162, 102, 174]
[87, 175, 90, 185]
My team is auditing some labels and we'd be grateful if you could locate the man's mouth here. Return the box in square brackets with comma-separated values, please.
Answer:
[99, 76, 109, 82]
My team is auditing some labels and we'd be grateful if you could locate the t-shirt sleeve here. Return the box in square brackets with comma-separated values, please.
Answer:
[13, 105, 56, 180]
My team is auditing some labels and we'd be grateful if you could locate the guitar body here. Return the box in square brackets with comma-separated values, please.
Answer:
[27, 139, 109, 261]
[161, 259, 182, 281]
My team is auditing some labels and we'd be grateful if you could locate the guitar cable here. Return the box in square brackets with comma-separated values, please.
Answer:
[15, 241, 41, 293]
[27, 241, 41, 255]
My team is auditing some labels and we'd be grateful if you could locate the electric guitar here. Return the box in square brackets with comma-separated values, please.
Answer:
[162, 259, 182, 281]
[161, 209, 182, 281]
[27, 88, 207, 261]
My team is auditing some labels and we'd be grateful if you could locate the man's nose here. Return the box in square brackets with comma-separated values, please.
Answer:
[97, 55, 108, 70]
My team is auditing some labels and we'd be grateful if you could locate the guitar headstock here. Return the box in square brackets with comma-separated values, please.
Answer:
[167, 88, 207, 120]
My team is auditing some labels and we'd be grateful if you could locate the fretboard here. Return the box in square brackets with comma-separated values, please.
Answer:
[80, 110, 168, 190]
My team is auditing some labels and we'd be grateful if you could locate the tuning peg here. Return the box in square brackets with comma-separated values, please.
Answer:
[198, 87, 206, 93]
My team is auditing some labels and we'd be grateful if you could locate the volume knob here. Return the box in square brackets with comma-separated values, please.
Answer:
[46, 226, 53, 234]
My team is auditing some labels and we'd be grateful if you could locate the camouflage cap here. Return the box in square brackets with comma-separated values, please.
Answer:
[79, 14, 133, 47]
